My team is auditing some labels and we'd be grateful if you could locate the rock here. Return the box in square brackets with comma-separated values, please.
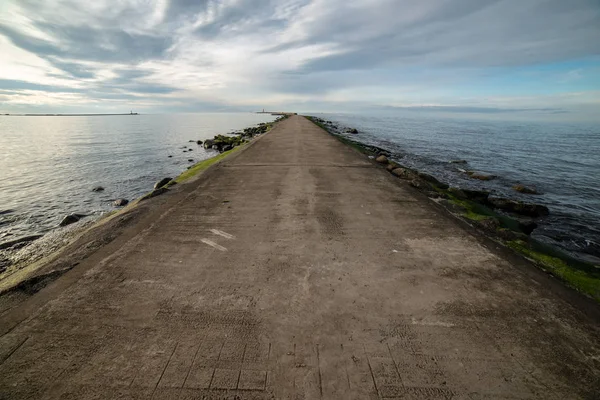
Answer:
[188, 159, 194, 162]
[512, 184, 538, 194]
[222, 144, 233, 152]
[154, 177, 172, 189]
[409, 179, 431, 190]
[92, 186, 104, 192]
[417, 173, 449, 189]
[487, 197, 550, 217]
[477, 217, 501, 232]
[449, 160, 467, 164]
[439, 199, 468, 214]
[140, 187, 168, 201]
[469, 172, 496, 181]
[188, 140, 194, 142]
[375, 155, 388, 164]
[113, 198, 129, 207]
[188, 148, 193, 151]
[168, 155, 173, 158]
[447, 187, 468, 200]
[426, 191, 446, 199]
[196, 140, 203, 145]
[203, 139, 214, 149]
[516, 218, 538, 235]
[346, 128, 358, 134]
[391, 168, 414, 179]
[59, 214, 80, 226]
[462, 189, 490, 202]
[497, 228, 529, 242]
[386, 163, 399, 171]
[0, 235, 43, 250]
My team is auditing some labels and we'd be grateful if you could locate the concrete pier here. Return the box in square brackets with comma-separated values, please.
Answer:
[0, 115, 598, 399]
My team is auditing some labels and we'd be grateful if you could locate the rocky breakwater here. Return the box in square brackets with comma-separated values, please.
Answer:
[378, 151, 597, 300]
[202, 119, 284, 153]
[307, 115, 600, 302]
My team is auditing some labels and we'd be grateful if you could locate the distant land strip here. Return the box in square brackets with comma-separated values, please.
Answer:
[1, 113, 139, 116]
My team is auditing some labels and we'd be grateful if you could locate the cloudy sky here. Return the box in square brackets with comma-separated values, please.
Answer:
[0, 0, 599, 120]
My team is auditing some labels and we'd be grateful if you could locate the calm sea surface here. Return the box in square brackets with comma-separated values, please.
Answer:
[316, 113, 600, 263]
[0, 113, 275, 242]
[1, 112, 599, 263]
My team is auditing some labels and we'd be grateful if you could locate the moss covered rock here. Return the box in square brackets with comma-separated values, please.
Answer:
[487, 197, 549, 217]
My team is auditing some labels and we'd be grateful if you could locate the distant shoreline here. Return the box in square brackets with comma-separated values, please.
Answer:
[1, 113, 139, 117]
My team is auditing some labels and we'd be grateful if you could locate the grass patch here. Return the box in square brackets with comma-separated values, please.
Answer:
[174, 145, 244, 183]
[508, 240, 600, 301]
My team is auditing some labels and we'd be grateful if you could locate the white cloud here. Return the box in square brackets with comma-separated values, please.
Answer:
[0, 0, 599, 118]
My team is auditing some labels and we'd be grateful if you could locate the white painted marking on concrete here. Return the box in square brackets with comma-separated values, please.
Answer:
[201, 238, 227, 251]
[209, 229, 235, 240]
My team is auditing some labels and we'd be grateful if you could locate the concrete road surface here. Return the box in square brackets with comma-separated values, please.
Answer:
[1, 115, 599, 399]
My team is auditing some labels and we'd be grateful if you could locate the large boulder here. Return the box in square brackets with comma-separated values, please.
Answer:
[346, 128, 358, 134]
[409, 179, 431, 190]
[375, 155, 388, 164]
[487, 197, 550, 217]
[154, 177, 173, 190]
[196, 140, 203, 145]
[462, 189, 490, 203]
[203, 139, 214, 149]
[140, 187, 169, 201]
[59, 214, 80, 226]
[391, 168, 415, 180]
[417, 172, 449, 189]
[113, 198, 129, 207]
[516, 218, 538, 235]
[92, 186, 104, 192]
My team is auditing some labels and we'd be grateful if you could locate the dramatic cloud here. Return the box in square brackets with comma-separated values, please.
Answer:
[0, 0, 599, 118]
